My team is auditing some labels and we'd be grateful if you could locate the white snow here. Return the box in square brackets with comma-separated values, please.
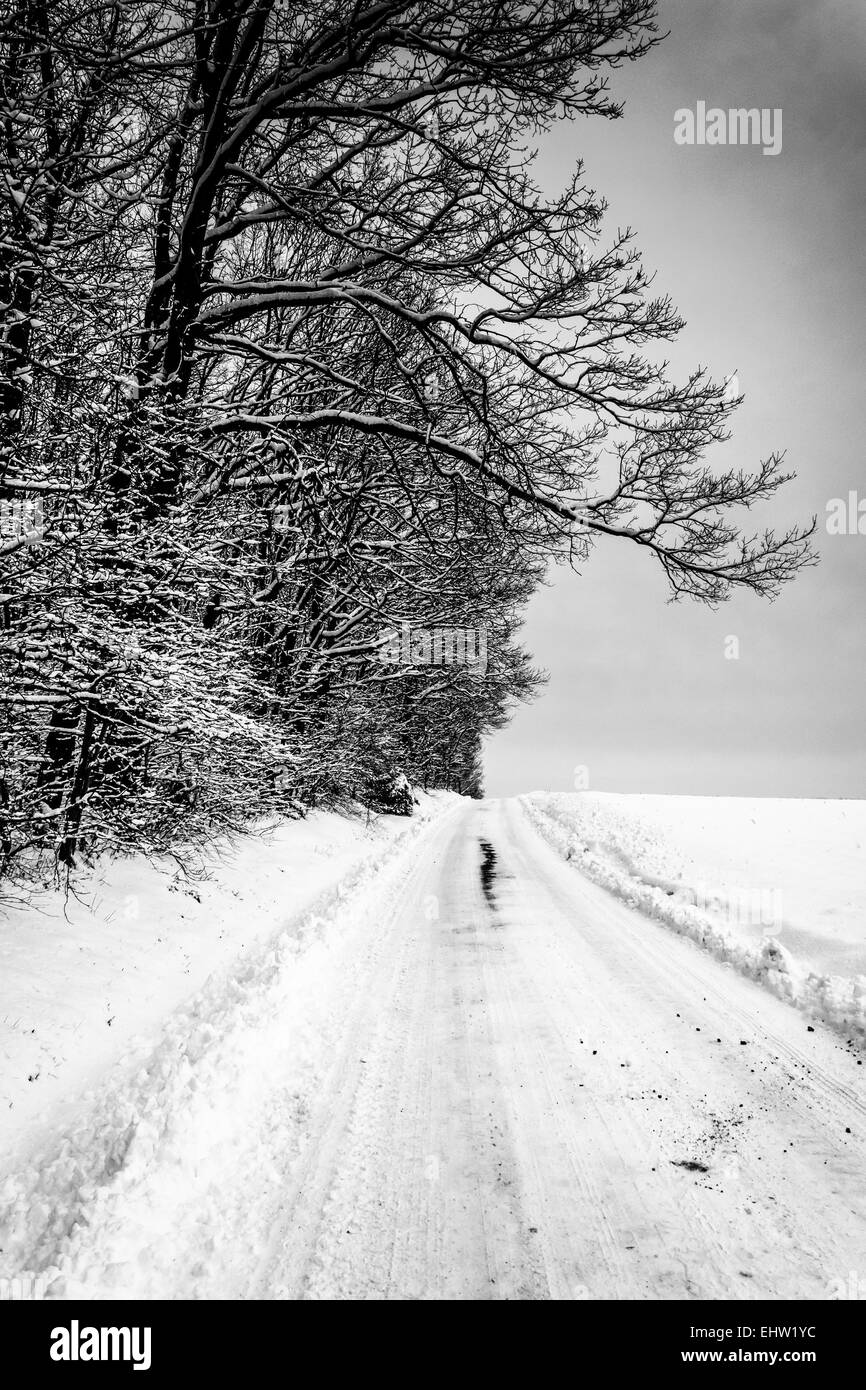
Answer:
[522, 791, 866, 1040]
[1, 792, 864, 1301]
[0, 795, 452, 1169]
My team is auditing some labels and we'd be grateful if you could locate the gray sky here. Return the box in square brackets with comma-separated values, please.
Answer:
[485, 0, 866, 799]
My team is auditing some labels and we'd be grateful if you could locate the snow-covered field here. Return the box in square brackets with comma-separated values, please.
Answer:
[522, 792, 866, 1040]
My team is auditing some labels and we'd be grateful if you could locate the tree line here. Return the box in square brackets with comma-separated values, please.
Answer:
[0, 0, 814, 880]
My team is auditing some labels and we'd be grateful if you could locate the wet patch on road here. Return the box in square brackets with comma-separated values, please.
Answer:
[479, 840, 498, 907]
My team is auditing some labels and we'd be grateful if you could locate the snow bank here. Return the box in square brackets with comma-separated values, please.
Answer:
[521, 792, 866, 1041]
[0, 792, 462, 1296]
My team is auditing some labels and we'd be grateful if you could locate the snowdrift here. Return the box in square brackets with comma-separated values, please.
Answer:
[521, 792, 866, 1041]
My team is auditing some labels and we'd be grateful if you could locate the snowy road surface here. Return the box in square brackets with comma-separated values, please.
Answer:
[6, 798, 866, 1300]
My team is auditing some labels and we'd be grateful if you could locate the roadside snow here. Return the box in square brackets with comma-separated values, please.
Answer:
[0, 792, 465, 1296]
[0, 794, 455, 1170]
[521, 792, 866, 1040]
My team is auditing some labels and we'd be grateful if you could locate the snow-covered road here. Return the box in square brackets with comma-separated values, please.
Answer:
[5, 798, 866, 1300]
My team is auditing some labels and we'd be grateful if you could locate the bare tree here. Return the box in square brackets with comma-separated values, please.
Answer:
[0, 1, 815, 876]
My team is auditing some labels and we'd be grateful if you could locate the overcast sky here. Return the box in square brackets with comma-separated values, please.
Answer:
[484, 0, 866, 800]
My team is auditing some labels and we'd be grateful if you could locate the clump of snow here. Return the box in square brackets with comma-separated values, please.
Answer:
[521, 792, 866, 1041]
